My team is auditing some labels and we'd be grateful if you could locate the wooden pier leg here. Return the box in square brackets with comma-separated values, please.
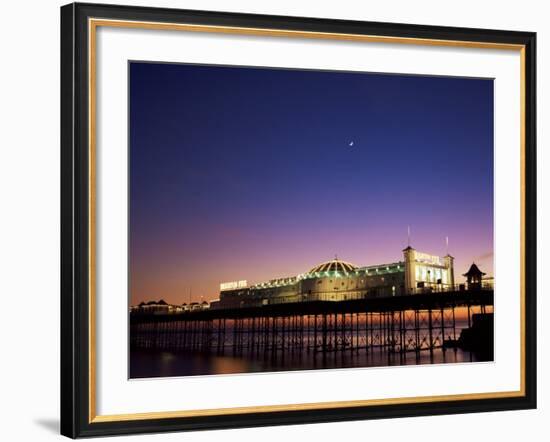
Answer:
[250, 317, 255, 354]
[176, 320, 183, 351]
[259, 317, 264, 353]
[440, 307, 446, 351]
[281, 316, 286, 352]
[313, 314, 317, 353]
[399, 310, 404, 357]
[350, 313, 354, 352]
[452, 306, 457, 352]
[265, 317, 270, 354]
[368, 312, 372, 354]
[379, 312, 384, 351]
[195, 320, 200, 351]
[385, 312, 390, 351]
[380, 313, 386, 350]
[294, 315, 298, 351]
[239, 319, 243, 354]
[168, 321, 173, 350]
[232, 319, 238, 355]
[381, 313, 385, 350]
[176, 321, 181, 351]
[355, 312, 361, 353]
[203, 320, 209, 351]
[197, 320, 201, 351]
[428, 309, 434, 357]
[322, 314, 328, 353]
[157, 322, 162, 349]
[197, 320, 204, 351]
[196, 321, 201, 351]
[222, 318, 226, 354]
[181, 320, 186, 350]
[388, 312, 392, 353]
[144, 323, 148, 349]
[391, 311, 396, 353]
[342, 313, 347, 356]
[300, 315, 303, 351]
[289, 316, 293, 351]
[256, 317, 261, 353]
[414, 310, 420, 354]
[216, 319, 221, 354]
[155, 321, 161, 349]
[387, 313, 391, 353]
[271, 317, 277, 354]
[193, 321, 200, 350]
[300, 315, 304, 351]
[333, 313, 338, 351]
[264, 317, 270, 355]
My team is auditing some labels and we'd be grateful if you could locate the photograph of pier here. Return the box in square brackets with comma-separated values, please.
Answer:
[129, 62, 494, 378]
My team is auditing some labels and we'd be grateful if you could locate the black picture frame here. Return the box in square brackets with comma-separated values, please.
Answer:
[61, 2, 537, 438]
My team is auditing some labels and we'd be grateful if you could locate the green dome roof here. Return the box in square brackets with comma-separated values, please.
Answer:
[308, 258, 357, 274]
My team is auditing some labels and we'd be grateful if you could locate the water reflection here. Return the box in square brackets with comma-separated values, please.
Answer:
[130, 346, 481, 379]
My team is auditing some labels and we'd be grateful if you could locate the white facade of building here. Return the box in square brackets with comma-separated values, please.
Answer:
[212, 246, 455, 309]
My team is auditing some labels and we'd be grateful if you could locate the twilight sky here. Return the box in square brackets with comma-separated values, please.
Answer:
[129, 62, 494, 305]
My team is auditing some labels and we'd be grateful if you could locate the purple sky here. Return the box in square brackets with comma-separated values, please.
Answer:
[130, 62, 494, 305]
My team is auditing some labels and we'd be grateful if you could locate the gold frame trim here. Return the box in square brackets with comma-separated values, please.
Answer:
[88, 18, 527, 424]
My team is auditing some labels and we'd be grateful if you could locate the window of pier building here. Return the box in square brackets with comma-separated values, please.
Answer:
[416, 266, 448, 284]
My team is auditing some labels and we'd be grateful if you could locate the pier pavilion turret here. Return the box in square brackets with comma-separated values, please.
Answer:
[463, 263, 486, 290]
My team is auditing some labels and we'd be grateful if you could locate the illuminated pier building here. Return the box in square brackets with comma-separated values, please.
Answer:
[211, 246, 455, 309]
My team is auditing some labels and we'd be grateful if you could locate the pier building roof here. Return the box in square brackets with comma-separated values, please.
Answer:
[308, 258, 357, 274]
[463, 263, 486, 277]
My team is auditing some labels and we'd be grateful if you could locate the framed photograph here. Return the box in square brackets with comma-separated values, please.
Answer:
[60, 2, 536, 438]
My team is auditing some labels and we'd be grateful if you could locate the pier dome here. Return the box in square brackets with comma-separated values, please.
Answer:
[308, 258, 357, 274]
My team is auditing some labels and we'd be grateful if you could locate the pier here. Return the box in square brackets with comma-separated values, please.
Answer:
[130, 290, 493, 358]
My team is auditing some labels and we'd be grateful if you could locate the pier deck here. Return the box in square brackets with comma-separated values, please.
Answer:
[130, 290, 493, 357]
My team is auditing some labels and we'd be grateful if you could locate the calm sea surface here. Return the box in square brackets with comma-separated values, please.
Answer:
[130, 345, 484, 379]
